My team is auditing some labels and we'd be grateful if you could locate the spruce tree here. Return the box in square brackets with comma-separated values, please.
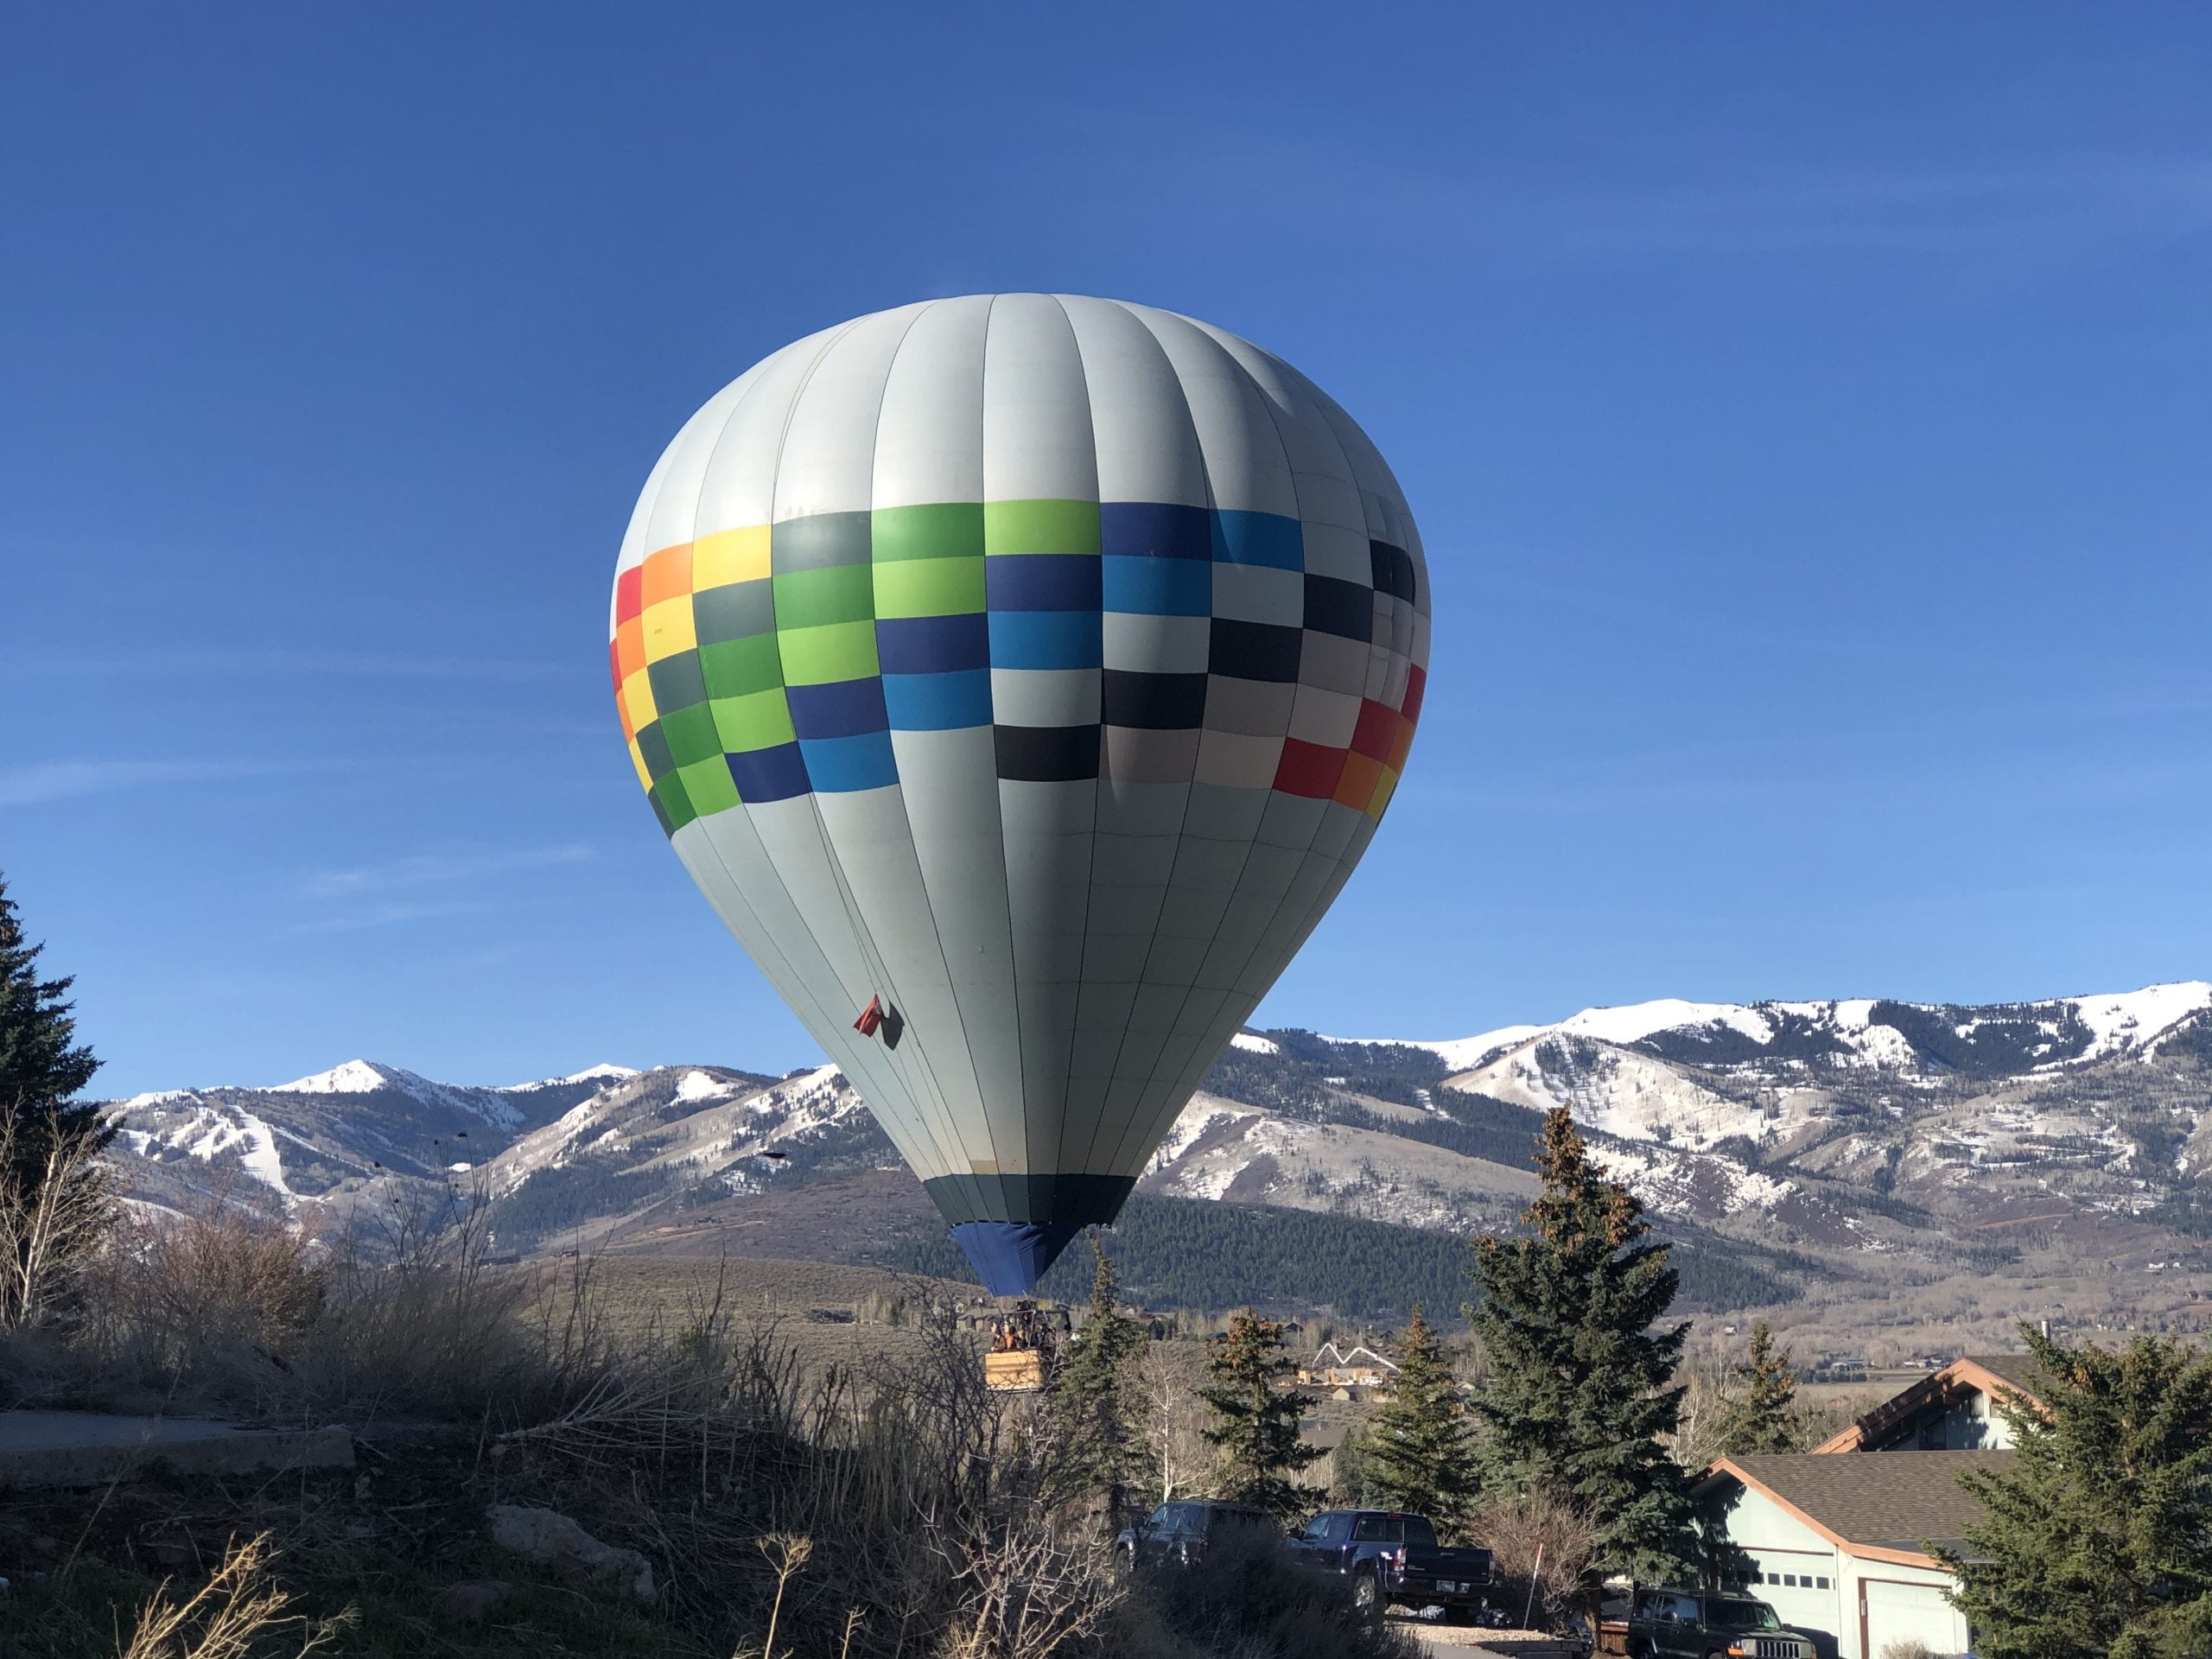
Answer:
[1198, 1309, 1321, 1516]
[1936, 1328, 2212, 1659]
[1051, 1236, 1147, 1519]
[1714, 1320, 1801, 1456]
[1468, 1109, 1696, 1589]
[1364, 1305, 1477, 1526]
[0, 872, 106, 1198]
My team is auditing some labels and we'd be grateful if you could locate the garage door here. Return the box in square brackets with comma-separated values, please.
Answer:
[1862, 1577, 1965, 1659]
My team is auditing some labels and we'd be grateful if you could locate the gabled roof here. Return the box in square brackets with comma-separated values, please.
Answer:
[1310, 1341, 1398, 1372]
[1813, 1353, 2048, 1453]
[1709, 1451, 2013, 1567]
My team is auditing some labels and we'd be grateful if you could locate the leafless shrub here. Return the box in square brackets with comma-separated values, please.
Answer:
[114, 1532, 353, 1659]
[77, 1193, 326, 1408]
[1878, 1643, 1935, 1659]
[930, 1502, 1121, 1659]
[1470, 1483, 1599, 1631]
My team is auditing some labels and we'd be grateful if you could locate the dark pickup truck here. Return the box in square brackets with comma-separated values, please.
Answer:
[1285, 1509, 1494, 1622]
[1597, 1588, 1816, 1659]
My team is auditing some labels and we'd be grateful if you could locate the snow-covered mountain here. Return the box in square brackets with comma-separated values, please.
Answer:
[1363, 982, 2212, 1077]
[104, 1060, 642, 1222]
[90, 980, 2212, 1336]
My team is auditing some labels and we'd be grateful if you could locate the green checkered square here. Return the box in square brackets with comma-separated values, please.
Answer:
[698, 634, 785, 700]
[711, 689, 796, 753]
[658, 702, 722, 768]
[772, 563, 874, 630]
[873, 502, 983, 562]
[652, 770, 696, 834]
[779, 620, 879, 685]
[874, 555, 983, 619]
[984, 498, 1099, 556]
[676, 756, 739, 817]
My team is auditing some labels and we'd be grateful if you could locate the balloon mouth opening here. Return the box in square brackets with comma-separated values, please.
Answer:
[950, 1222, 1085, 1297]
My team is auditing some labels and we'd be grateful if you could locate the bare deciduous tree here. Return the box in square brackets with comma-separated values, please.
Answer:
[0, 1099, 114, 1333]
[1134, 1339, 1210, 1503]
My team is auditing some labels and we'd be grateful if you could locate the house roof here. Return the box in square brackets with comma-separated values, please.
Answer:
[1962, 1351, 2051, 1400]
[1712, 1451, 2013, 1564]
[1310, 1341, 1398, 1371]
[1812, 1352, 2048, 1453]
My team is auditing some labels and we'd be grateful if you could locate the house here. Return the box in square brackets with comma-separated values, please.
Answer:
[1813, 1353, 2047, 1453]
[1700, 1451, 2010, 1659]
[1693, 1352, 2048, 1657]
[1298, 1341, 1399, 1390]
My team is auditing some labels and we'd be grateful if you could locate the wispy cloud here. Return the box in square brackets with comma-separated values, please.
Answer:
[1129, 137, 2212, 277]
[0, 645, 571, 681]
[0, 759, 304, 807]
[1468, 158, 2212, 264]
[293, 899, 499, 935]
[306, 842, 594, 899]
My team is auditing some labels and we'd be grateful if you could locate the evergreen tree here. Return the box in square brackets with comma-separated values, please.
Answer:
[1713, 1321, 1801, 1456]
[1051, 1236, 1147, 1519]
[1364, 1305, 1477, 1526]
[1198, 1308, 1321, 1516]
[0, 873, 106, 1193]
[1936, 1328, 2212, 1659]
[1468, 1109, 1696, 1589]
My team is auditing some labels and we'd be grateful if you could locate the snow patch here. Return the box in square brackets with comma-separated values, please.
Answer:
[271, 1059, 394, 1094]
[177, 1107, 292, 1202]
[1375, 999, 1777, 1071]
[1228, 1032, 1280, 1055]
[2072, 982, 2212, 1059]
[676, 1070, 734, 1102]
[123, 1088, 197, 1109]
[1152, 1103, 1238, 1166]
[502, 1063, 640, 1090]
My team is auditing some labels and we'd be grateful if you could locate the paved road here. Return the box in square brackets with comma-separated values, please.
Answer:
[1407, 1627, 1580, 1657]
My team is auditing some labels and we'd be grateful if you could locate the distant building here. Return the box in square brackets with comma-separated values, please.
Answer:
[1298, 1340, 1399, 1390]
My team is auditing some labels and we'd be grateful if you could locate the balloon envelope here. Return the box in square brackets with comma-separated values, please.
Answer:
[611, 296, 1428, 1294]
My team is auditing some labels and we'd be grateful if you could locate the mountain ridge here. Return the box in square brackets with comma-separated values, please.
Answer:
[86, 979, 2212, 1344]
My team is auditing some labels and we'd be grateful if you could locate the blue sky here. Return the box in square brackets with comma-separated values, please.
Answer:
[4, 4, 2208, 1096]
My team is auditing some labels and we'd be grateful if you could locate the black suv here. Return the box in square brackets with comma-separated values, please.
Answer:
[1117, 1499, 1278, 1567]
[1613, 1588, 1815, 1659]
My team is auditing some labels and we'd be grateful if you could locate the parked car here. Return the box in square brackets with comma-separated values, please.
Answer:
[1117, 1499, 1278, 1568]
[1284, 1509, 1495, 1622]
[1596, 1587, 1815, 1659]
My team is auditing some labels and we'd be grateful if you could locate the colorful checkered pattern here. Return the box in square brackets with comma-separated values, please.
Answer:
[614, 502, 1424, 833]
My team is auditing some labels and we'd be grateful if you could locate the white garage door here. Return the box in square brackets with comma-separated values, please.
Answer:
[1863, 1577, 1965, 1659]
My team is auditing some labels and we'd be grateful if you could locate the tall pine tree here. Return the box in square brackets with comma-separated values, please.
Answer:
[1713, 1320, 1801, 1456]
[1364, 1304, 1477, 1528]
[1198, 1309, 1321, 1516]
[0, 872, 106, 1192]
[1469, 1109, 1696, 1589]
[1936, 1328, 2212, 1659]
[1050, 1236, 1147, 1521]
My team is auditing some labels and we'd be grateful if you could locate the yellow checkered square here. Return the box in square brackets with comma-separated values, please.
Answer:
[641, 596, 696, 662]
[694, 524, 772, 590]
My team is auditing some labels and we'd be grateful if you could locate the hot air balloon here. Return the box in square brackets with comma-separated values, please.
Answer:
[611, 296, 1428, 1296]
